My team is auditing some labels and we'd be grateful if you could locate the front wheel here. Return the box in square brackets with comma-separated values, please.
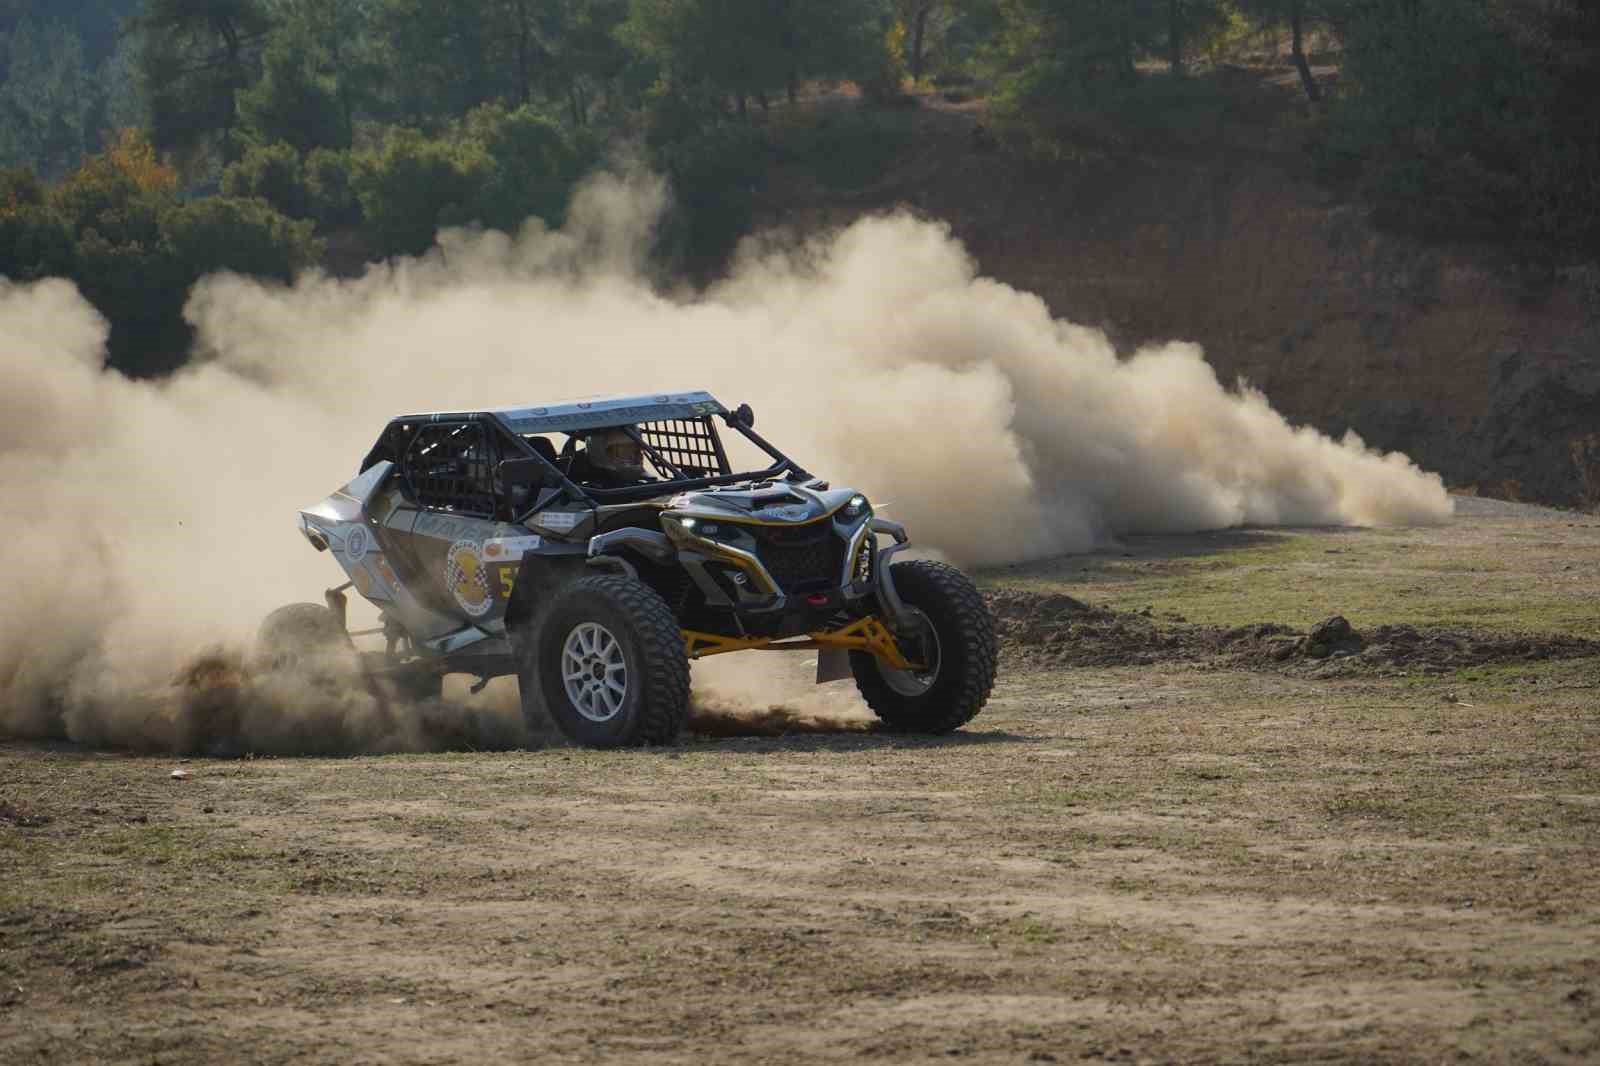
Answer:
[850, 561, 997, 734]
[527, 575, 690, 748]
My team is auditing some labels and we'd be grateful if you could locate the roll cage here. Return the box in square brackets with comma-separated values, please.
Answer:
[360, 393, 812, 519]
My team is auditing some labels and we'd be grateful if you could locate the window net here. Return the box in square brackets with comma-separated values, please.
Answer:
[636, 418, 727, 479]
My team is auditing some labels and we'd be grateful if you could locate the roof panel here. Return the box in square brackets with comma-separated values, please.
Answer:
[492, 391, 726, 434]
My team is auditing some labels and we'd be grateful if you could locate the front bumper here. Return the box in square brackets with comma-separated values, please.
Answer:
[665, 511, 877, 616]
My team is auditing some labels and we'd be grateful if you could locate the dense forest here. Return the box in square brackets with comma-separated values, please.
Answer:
[2, 0, 1597, 377]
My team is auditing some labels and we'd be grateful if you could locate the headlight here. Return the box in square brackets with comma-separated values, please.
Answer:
[842, 495, 869, 518]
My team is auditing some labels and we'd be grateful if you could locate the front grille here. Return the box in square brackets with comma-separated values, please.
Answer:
[751, 520, 845, 595]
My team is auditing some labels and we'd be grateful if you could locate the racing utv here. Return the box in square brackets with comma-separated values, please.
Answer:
[265, 392, 997, 747]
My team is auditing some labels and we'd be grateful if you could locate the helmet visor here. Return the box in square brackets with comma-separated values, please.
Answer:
[604, 438, 641, 467]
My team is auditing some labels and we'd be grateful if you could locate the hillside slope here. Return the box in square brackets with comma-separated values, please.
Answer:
[750, 75, 1600, 509]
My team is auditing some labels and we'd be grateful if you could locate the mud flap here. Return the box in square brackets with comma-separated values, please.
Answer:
[816, 648, 851, 684]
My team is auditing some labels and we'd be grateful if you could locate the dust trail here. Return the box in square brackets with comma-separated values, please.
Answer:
[687, 655, 879, 738]
[0, 172, 1449, 751]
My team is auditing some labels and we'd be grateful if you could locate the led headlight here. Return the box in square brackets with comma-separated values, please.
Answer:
[842, 494, 869, 518]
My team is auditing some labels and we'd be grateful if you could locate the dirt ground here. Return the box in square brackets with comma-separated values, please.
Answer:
[3, 499, 1598, 1064]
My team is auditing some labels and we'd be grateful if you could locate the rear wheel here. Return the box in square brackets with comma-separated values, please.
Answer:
[527, 576, 689, 748]
[254, 603, 350, 672]
[850, 561, 997, 734]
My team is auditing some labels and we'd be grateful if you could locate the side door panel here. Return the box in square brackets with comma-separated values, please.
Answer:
[387, 420, 538, 631]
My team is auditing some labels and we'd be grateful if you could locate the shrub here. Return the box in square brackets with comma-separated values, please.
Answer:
[221, 141, 312, 221]
[160, 196, 322, 281]
[462, 103, 589, 232]
[351, 129, 488, 257]
[303, 147, 361, 230]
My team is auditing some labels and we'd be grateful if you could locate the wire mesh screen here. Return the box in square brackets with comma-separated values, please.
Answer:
[637, 418, 726, 479]
[406, 422, 497, 515]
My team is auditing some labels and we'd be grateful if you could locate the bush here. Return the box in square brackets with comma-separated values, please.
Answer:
[351, 129, 488, 257]
[462, 103, 590, 232]
[234, 39, 348, 154]
[772, 110, 917, 189]
[1319, 0, 1600, 262]
[160, 196, 322, 281]
[303, 147, 360, 230]
[0, 200, 73, 281]
[860, 18, 911, 102]
[989, 69, 1231, 166]
[650, 115, 770, 275]
[0, 165, 47, 210]
[221, 142, 312, 221]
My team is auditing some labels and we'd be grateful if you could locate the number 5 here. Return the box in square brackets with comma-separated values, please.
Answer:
[499, 566, 517, 599]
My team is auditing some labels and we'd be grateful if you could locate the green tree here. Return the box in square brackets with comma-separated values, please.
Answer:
[1160, 0, 1229, 76]
[1230, 0, 1343, 100]
[373, 0, 504, 120]
[0, 19, 99, 178]
[259, 0, 383, 145]
[538, 0, 634, 126]
[350, 127, 488, 256]
[220, 139, 311, 219]
[0, 1, 143, 68]
[622, 0, 881, 114]
[0, 165, 73, 280]
[994, 0, 1143, 103]
[1324, 0, 1600, 260]
[370, 0, 634, 124]
[42, 129, 189, 374]
[131, 0, 271, 166]
[462, 102, 590, 231]
[234, 35, 347, 152]
[303, 146, 361, 229]
[160, 194, 320, 280]
[4, 131, 320, 375]
[895, 0, 976, 82]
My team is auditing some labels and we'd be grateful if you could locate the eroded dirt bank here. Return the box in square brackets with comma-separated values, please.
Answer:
[989, 589, 1600, 675]
[755, 83, 1600, 507]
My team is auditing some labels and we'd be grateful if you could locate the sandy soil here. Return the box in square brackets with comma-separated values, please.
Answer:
[3, 502, 1598, 1064]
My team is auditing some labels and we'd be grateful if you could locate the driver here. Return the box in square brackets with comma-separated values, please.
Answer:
[577, 429, 648, 487]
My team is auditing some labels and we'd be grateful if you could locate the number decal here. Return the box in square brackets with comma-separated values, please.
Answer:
[499, 565, 518, 600]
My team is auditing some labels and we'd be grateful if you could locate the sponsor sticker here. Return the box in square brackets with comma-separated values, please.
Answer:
[533, 511, 582, 532]
[444, 540, 494, 617]
[344, 524, 369, 561]
[482, 535, 542, 560]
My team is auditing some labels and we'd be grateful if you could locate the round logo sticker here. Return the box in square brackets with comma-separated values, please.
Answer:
[345, 525, 369, 561]
[444, 540, 493, 617]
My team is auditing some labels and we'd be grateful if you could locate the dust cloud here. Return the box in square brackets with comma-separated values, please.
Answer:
[0, 172, 1450, 752]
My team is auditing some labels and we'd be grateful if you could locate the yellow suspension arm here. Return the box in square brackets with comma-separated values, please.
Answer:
[682, 615, 917, 671]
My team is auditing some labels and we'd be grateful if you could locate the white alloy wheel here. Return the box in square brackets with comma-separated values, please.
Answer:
[561, 621, 629, 722]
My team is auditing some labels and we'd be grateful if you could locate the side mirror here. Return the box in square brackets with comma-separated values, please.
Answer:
[733, 403, 755, 428]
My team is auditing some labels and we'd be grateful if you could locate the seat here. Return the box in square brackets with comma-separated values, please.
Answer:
[527, 436, 559, 464]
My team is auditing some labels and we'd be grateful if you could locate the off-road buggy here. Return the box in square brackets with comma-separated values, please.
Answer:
[263, 391, 997, 747]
